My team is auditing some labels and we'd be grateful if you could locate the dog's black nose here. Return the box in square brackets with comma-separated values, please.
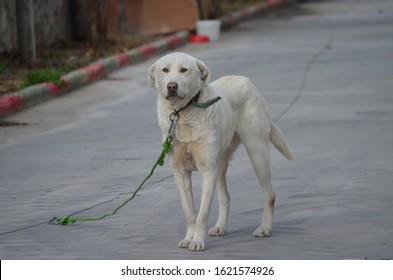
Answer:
[167, 82, 178, 93]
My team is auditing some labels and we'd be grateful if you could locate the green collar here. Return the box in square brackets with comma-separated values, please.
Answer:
[174, 90, 221, 115]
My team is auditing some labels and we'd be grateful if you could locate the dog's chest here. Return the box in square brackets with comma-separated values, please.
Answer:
[170, 141, 198, 171]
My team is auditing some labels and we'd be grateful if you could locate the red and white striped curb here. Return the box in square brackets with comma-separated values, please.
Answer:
[0, 31, 189, 117]
[0, 0, 293, 117]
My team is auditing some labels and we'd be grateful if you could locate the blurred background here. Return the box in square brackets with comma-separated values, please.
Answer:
[0, 0, 263, 95]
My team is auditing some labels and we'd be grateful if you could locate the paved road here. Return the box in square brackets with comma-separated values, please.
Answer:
[1, 0, 392, 259]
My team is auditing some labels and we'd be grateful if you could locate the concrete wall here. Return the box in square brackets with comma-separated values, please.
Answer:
[106, 0, 199, 35]
[126, 0, 198, 35]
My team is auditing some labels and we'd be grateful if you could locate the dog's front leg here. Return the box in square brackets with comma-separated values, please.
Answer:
[173, 169, 196, 248]
[188, 169, 217, 252]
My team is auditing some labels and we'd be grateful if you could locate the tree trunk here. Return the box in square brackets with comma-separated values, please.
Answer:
[89, 0, 108, 44]
[118, 0, 127, 34]
[69, 0, 108, 44]
[16, 0, 30, 60]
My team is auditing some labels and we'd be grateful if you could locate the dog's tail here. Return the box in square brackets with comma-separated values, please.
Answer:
[270, 123, 295, 161]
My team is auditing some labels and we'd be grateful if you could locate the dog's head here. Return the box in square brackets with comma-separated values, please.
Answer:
[148, 52, 211, 105]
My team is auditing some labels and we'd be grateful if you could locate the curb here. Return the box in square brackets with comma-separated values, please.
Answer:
[0, 0, 293, 117]
[0, 31, 189, 117]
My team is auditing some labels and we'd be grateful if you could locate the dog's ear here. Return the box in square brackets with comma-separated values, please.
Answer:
[196, 60, 211, 86]
[147, 61, 157, 87]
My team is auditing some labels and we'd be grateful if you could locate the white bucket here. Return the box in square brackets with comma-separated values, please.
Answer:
[196, 20, 221, 42]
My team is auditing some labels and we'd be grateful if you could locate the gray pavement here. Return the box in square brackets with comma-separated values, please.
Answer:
[1, 0, 392, 259]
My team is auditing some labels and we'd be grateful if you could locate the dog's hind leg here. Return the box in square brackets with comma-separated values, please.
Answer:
[239, 127, 276, 237]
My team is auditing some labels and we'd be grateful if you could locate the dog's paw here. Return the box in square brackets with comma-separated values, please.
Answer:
[208, 226, 226, 236]
[253, 227, 272, 237]
[188, 241, 205, 252]
[178, 239, 192, 249]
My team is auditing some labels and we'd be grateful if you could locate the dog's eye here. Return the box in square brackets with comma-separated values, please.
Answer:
[162, 68, 169, 73]
[180, 68, 188, 73]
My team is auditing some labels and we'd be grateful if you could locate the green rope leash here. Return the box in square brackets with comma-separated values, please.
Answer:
[53, 94, 221, 226]
[55, 137, 173, 225]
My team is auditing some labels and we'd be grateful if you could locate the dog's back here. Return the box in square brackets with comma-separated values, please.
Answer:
[210, 76, 294, 160]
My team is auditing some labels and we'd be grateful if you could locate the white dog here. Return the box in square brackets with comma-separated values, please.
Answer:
[148, 52, 293, 251]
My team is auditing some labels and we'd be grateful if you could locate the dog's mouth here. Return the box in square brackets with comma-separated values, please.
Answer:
[166, 92, 185, 101]
[166, 92, 178, 100]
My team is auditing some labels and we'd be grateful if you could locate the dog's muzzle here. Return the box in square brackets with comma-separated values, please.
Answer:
[166, 82, 179, 100]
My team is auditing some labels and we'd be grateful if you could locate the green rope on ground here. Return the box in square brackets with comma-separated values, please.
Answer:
[54, 96, 221, 226]
[55, 137, 173, 225]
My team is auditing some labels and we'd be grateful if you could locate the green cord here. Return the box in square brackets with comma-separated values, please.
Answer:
[56, 137, 173, 225]
[54, 96, 221, 226]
